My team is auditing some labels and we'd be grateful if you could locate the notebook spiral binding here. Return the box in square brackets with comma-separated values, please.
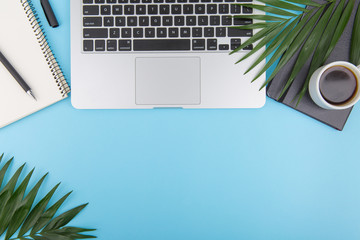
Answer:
[20, 0, 70, 97]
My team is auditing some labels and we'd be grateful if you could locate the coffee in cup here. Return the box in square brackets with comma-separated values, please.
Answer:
[309, 61, 360, 110]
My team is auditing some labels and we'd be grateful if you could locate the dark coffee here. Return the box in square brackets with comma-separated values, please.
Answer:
[319, 66, 358, 105]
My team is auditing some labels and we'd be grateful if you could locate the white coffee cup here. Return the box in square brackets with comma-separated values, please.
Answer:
[309, 61, 360, 110]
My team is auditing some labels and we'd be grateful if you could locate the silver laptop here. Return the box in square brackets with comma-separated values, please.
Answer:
[70, 0, 266, 109]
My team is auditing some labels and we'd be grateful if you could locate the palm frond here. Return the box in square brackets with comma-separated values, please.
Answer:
[0, 154, 96, 240]
[278, 2, 336, 99]
[350, 2, 360, 66]
[297, 0, 355, 104]
[233, 0, 356, 104]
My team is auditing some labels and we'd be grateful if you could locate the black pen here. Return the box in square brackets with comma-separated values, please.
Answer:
[0, 51, 36, 100]
[40, 0, 59, 28]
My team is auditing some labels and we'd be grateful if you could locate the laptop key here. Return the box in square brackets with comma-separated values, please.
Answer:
[148, 5, 158, 14]
[222, 15, 232, 25]
[231, 4, 241, 14]
[157, 28, 167, 37]
[231, 38, 240, 50]
[204, 27, 214, 37]
[192, 39, 205, 50]
[124, 5, 134, 15]
[115, 16, 126, 26]
[219, 44, 229, 50]
[121, 28, 132, 38]
[163, 16, 173, 26]
[215, 27, 226, 37]
[83, 40, 94, 51]
[195, 4, 205, 14]
[169, 28, 179, 37]
[145, 28, 156, 37]
[180, 27, 191, 37]
[136, 5, 146, 15]
[107, 40, 117, 51]
[244, 44, 253, 50]
[160, 5, 170, 14]
[151, 16, 161, 26]
[207, 39, 217, 50]
[234, 18, 253, 25]
[133, 28, 144, 38]
[207, 4, 217, 14]
[171, 5, 182, 14]
[101, 5, 111, 15]
[119, 40, 132, 51]
[192, 27, 202, 37]
[183, 4, 193, 14]
[127, 16, 137, 26]
[228, 28, 252, 37]
[112, 5, 122, 15]
[186, 16, 196, 25]
[83, 6, 99, 15]
[139, 16, 150, 26]
[174, 16, 185, 26]
[243, 6, 253, 14]
[83, 17, 102, 27]
[104, 17, 114, 26]
[133, 39, 191, 51]
[219, 4, 229, 14]
[198, 16, 208, 25]
[84, 28, 108, 38]
[210, 16, 220, 25]
[110, 28, 120, 38]
[95, 40, 105, 51]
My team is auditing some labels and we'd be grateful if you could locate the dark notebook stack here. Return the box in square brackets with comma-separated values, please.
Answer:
[266, 0, 360, 131]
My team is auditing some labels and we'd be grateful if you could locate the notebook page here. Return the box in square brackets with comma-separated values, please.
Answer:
[0, 0, 67, 128]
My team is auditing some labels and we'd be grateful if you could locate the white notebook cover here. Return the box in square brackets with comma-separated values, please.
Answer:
[0, 0, 69, 128]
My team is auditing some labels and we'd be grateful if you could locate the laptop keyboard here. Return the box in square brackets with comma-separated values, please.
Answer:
[82, 0, 254, 52]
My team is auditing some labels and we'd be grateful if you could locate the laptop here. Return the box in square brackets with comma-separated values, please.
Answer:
[70, 0, 266, 109]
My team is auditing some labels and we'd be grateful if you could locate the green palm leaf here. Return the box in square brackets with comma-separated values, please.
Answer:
[285, 0, 322, 7]
[297, 0, 354, 104]
[0, 155, 96, 240]
[240, 4, 298, 17]
[236, 18, 292, 63]
[233, 0, 357, 104]
[256, 0, 309, 12]
[245, 15, 301, 74]
[278, 2, 336, 99]
[230, 22, 280, 55]
[350, 2, 360, 65]
[264, 6, 324, 84]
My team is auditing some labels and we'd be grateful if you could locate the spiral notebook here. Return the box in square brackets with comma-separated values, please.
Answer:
[0, 0, 70, 128]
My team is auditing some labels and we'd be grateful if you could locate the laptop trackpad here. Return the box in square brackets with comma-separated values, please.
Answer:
[136, 57, 201, 105]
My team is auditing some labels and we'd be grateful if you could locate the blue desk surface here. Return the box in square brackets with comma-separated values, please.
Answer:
[1, 1, 360, 239]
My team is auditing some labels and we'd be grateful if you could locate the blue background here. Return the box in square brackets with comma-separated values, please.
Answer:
[1, 0, 360, 239]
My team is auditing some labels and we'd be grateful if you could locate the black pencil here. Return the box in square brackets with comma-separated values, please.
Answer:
[0, 51, 36, 100]
[40, 0, 59, 28]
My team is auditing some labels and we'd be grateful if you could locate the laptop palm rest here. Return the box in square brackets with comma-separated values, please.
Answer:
[135, 57, 201, 105]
